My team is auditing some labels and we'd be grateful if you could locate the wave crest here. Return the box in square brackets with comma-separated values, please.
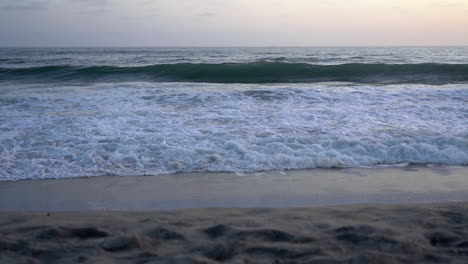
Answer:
[1, 63, 468, 84]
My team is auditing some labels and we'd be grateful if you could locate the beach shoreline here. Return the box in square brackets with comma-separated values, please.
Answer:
[0, 166, 467, 211]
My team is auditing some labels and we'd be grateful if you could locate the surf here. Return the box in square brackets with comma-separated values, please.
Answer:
[1, 62, 467, 84]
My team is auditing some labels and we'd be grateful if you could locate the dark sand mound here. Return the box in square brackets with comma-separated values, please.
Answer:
[1, 203, 468, 263]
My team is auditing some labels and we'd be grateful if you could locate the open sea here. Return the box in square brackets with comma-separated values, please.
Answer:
[0, 47, 467, 181]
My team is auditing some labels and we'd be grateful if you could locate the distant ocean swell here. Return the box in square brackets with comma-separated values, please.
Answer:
[1, 62, 468, 84]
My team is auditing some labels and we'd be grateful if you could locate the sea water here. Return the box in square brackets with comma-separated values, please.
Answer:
[0, 47, 467, 180]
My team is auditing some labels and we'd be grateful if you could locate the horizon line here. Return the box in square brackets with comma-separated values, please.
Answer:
[1, 45, 468, 48]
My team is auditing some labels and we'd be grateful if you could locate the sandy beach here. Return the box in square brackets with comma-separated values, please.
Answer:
[1, 166, 468, 263]
[1, 203, 468, 263]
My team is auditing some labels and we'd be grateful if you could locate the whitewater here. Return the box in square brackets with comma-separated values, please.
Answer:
[0, 47, 467, 181]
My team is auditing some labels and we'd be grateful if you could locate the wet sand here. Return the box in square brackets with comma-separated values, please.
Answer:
[0, 166, 467, 211]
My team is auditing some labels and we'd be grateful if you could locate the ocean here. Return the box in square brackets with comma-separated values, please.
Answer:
[0, 47, 467, 181]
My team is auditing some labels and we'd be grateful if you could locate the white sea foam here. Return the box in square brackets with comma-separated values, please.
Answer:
[0, 82, 467, 180]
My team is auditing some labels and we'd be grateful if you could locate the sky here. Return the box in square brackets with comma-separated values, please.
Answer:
[0, 0, 467, 47]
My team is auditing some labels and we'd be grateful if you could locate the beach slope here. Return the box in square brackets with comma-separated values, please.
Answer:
[1, 203, 468, 263]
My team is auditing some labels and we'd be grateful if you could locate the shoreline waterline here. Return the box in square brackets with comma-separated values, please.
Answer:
[1, 166, 467, 211]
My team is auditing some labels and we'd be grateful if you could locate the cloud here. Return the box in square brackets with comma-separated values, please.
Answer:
[431, 1, 465, 8]
[120, 13, 158, 21]
[69, 0, 108, 6]
[68, 0, 111, 15]
[0, 0, 50, 10]
[0, 0, 110, 11]
[199, 11, 215, 17]
[319, 0, 335, 6]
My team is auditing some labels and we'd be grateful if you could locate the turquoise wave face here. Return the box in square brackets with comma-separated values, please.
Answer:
[1, 63, 468, 84]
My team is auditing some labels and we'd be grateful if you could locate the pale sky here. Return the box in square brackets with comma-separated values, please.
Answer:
[0, 0, 467, 46]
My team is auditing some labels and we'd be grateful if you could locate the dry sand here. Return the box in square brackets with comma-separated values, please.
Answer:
[1, 203, 468, 263]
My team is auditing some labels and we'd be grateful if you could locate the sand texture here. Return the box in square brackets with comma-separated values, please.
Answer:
[1, 203, 468, 263]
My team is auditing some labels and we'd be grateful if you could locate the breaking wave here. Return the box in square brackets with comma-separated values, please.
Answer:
[1, 63, 468, 84]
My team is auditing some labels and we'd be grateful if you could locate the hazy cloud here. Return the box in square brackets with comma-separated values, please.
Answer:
[120, 13, 158, 21]
[0, 0, 49, 10]
[70, 0, 108, 5]
[1, 0, 467, 46]
[319, 1, 335, 6]
[431, 1, 464, 8]
[199, 11, 215, 17]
